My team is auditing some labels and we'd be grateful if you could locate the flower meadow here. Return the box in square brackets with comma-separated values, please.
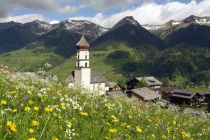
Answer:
[0, 71, 210, 140]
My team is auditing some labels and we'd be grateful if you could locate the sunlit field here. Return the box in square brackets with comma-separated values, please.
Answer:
[0, 70, 210, 140]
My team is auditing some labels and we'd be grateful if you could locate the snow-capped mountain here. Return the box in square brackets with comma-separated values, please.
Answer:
[183, 15, 210, 25]
[23, 20, 56, 36]
[144, 15, 210, 32]
[59, 20, 108, 38]
[112, 16, 140, 30]
[142, 24, 164, 32]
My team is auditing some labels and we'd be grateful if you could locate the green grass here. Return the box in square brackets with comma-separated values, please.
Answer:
[188, 87, 210, 92]
[1, 71, 210, 140]
[0, 42, 138, 82]
[0, 46, 61, 71]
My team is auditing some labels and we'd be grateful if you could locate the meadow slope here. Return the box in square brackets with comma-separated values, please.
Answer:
[0, 71, 210, 140]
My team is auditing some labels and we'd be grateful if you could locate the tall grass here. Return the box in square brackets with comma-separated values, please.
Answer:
[0, 71, 210, 140]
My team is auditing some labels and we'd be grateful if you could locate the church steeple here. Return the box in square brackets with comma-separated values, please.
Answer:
[75, 35, 90, 68]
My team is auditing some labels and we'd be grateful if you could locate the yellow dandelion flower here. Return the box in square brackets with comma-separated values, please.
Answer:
[24, 106, 31, 112]
[61, 105, 66, 110]
[67, 121, 72, 126]
[58, 116, 62, 119]
[121, 123, 127, 127]
[28, 100, 34, 105]
[128, 115, 132, 119]
[161, 134, 167, 140]
[7, 121, 17, 132]
[28, 137, 36, 140]
[80, 112, 88, 117]
[34, 106, 39, 111]
[148, 119, 152, 123]
[111, 115, 119, 123]
[127, 125, 131, 129]
[1, 100, 7, 105]
[52, 137, 59, 140]
[27, 90, 32, 95]
[13, 109, 17, 113]
[109, 128, 117, 134]
[151, 134, 156, 138]
[72, 117, 76, 121]
[29, 128, 34, 134]
[181, 131, 190, 138]
[32, 120, 39, 127]
[44, 107, 53, 112]
[173, 120, 176, 125]
[136, 126, 142, 133]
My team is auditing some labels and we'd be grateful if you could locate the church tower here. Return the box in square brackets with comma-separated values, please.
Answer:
[74, 35, 91, 88]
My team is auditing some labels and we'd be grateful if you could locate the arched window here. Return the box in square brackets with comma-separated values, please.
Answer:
[85, 63, 88, 67]
[77, 55, 79, 60]
[85, 55, 87, 60]
[77, 62, 79, 67]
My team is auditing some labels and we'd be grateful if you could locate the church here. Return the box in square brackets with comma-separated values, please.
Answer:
[67, 35, 109, 94]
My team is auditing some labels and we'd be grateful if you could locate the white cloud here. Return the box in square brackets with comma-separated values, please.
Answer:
[0, 14, 45, 23]
[77, 0, 134, 9]
[0, 0, 78, 18]
[69, 0, 210, 28]
[50, 20, 60, 24]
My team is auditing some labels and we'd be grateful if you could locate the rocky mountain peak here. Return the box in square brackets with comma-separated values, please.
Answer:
[112, 16, 140, 30]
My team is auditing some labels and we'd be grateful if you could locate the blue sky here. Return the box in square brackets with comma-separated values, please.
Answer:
[0, 0, 209, 27]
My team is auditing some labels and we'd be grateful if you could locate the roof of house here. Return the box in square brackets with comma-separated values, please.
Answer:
[135, 76, 163, 86]
[107, 82, 119, 88]
[76, 35, 90, 48]
[159, 87, 174, 93]
[170, 89, 202, 99]
[91, 70, 107, 83]
[67, 70, 107, 84]
[131, 87, 161, 101]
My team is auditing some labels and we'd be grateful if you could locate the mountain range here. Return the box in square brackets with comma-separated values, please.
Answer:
[0, 15, 209, 86]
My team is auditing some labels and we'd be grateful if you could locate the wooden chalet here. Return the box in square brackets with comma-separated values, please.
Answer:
[169, 89, 203, 105]
[199, 92, 210, 103]
[107, 82, 124, 92]
[158, 87, 174, 100]
[127, 76, 163, 90]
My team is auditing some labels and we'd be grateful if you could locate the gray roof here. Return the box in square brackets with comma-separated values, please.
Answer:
[91, 70, 107, 83]
[107, 82, 118, 88]
[170, 89, 202, 99]
[131, 87, 161, 101]
[136, 76, 163, 86]
[76, 35, 90, 47]
[67, 70, 107, 84]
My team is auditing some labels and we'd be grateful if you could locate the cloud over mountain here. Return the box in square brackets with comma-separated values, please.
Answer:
[69, 0, 210, 27]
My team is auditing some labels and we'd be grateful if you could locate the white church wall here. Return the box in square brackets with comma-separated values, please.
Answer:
[77, 50, 89, 60]
[81, 68, 91, 87]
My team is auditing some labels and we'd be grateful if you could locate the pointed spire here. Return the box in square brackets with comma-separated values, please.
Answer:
[76, 35, 90, 49]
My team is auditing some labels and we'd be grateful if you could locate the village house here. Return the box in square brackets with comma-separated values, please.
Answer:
[127, 76, 163, 90]
[127, 87, 161, 102]
[168, 89, 204, 105]
[199, 92, 210, 103]
[67, 35, 109, 94]
[158, 87, 174, 100]
[106, 82, 127, 98]
[107, 82, 125, 92]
